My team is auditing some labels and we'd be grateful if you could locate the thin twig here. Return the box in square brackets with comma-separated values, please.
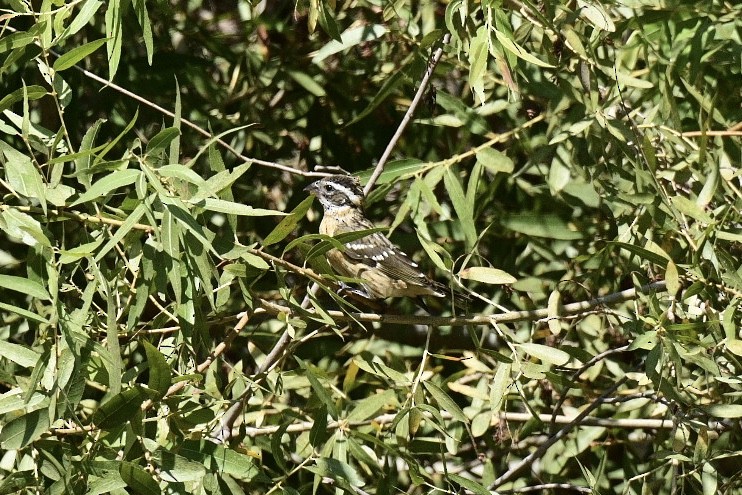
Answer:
[363, 32, 451, 195]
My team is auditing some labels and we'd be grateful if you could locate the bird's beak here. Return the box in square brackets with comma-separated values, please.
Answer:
[304, 181, 319, 194]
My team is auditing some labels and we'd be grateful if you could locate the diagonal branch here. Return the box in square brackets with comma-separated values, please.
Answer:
[363, 32, 451, 195]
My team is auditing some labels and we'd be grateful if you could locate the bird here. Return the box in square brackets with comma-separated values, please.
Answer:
[304, 174, 463, 302]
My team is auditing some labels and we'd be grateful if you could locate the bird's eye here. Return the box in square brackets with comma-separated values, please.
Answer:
[323, 184, 333, 192]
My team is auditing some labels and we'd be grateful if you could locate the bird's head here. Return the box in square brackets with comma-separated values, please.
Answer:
[304, 175, 364, 212]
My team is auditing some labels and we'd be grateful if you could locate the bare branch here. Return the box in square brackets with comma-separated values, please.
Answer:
[363, 32, 452, 195]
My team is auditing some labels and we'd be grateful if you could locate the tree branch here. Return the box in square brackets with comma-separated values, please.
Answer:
[363, 32, 451, 195]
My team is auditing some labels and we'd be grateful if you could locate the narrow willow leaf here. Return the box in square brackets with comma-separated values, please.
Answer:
[0, 274, 50, 300]
[93, 202, 148, 262]
[423, 381, 468, 423]
[346, 389, 396, 422]
[449, 473, 491, 495]
[105, 0, 123, 79]
[263, 195, 314, 247]
[311, 458, 364, 488]
[0, 301, 51, 325]
[93, 387, 145, 429]
[312, 24, 387, 63]
[518, 343, 570, 366]
[154, 450, 207, 483]
[704, 404, 742, 418]
[288, 70, 326, 97]
[141, 340, 172, 397]
[70, 169, 140, 206]
[1, 141, 47, 214]
[53, 38, 107, 71]
[610, 241, 669, 268]
[0, 85, 47, 113]
[665, 260, 680, 297]
[494, 29, 554, 68]
[357, 159, 426, 184]
[189, 197, 285, 217]
[132, 0, 153, 64]
[179, 440, 261, 481]
[0, 340, 41, 367]
[458, 266, 517, 285]
[145, 127, 180, 155]
[476, 147, 514, 174]
[443, 167, 477, 248]
[296, 357, 339, 419]
[0, 208, 52, 248]
[157, 164, 205, 186]
[119, 462, 160, 495]
[66, 0, 104, 36]
[501, 213, 582, 240]
[547, 289, 562, 335]
[0, 408, 50, 449]
[468, 26, 489, 105]
[576, 0, 616, 32]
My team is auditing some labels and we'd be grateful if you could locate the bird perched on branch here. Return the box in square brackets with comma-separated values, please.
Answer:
[304, 174, 465, 303]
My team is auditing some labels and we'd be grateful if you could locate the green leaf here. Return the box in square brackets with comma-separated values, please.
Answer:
[423, 381, 468, 423]
[92, 387, 145, 429]
[576, 0, 616, 32]
[0, 340, 42, 368]
[494, 29, 554, 68]
[141, 340, 172, 397]
[53, 38, 108, 71]
[468, 26, 489, 105]
[501, 213, 583, 240]
[188, 197, 286, 217]
[0, 208, 52, 248]
[105, 0, 124, 80]
[0, 85, 47, 114]
[0, 274, 49, 302]
[358, 159, 426, 184]
[312, 24, 387, 64]
[66, 0, 104, 37]
[317, 0, 342, 42]
[296, 357, 339, 419]
[458, 266, 517, 285]
[0, 23, 46, 54]
[93, 202, 148, 262]
[704, 404, 742, 419]
[443, 167, 477, 248]
[1, 141, 47, 214]
[154, 449, 207, 483]
[146, 127, 180, 155]
[132, 0, 154, 64]
[119, 462, 160, 495]
[0, 408, 50, 450]
[311, 458, 364, 488]
[610, 241, 670, 268]
[179, 440, 262, 481]
[476, 147, 514, 174]
[449, 473, 491, 495]
[263, 195, 315, 247]
[518, 343, 571, 366]
[0, 301, 51, 325]
[288, 70, 326, 97]
[346, 389, 396, 422]
[70, 169, 141, 206]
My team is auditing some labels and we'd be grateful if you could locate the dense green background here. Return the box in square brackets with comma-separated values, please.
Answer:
[1, 0, 741, 493]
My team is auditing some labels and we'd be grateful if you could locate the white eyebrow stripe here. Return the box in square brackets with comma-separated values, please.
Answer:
[329, 182, 362, 204]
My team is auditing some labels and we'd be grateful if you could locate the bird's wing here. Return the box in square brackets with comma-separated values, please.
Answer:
[342, 232, 433, 288]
